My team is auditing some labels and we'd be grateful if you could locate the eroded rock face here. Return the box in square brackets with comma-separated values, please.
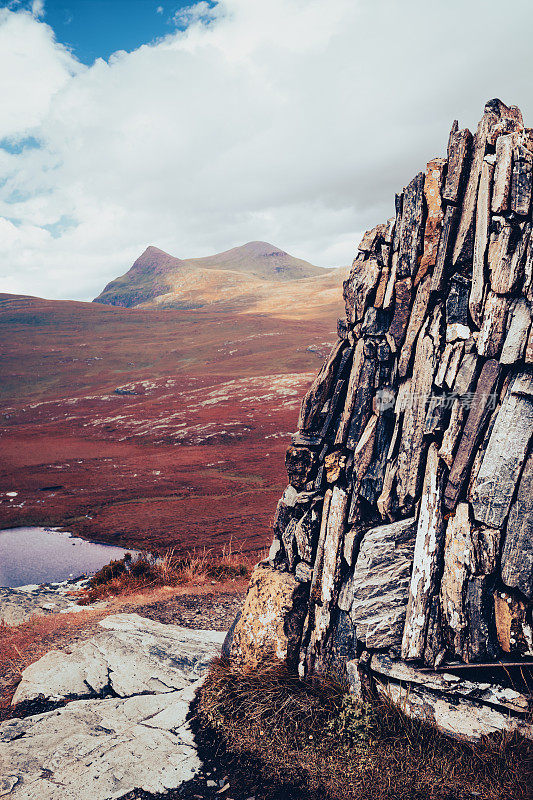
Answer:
[12, 613, 225, 707]
[228, 564, 308, 669]
[1, 685, 202, 800]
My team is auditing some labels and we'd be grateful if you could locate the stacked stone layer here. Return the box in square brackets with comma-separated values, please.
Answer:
[228, 99, 533, 740]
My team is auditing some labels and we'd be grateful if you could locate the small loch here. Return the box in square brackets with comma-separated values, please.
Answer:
[0, 527, 138, 588]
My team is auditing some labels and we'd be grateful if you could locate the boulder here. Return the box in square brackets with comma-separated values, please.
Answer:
[501, 451, 533, 599]
[228, 564, 308, 669]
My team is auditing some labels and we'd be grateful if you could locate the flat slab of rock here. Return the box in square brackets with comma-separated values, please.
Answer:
[13, 613, 225, 706]
[371, 654, 533, 742]
[340, 517, 417, 649]
[0, 614, 227, 800]
[470, 372, 533, 528]
[0, 683, 202, 800]
[0, 580, 98, 627]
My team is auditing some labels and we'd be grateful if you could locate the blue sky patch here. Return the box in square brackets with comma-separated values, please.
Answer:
[0, 135, 41, 154]
[2, 0, 218, 64]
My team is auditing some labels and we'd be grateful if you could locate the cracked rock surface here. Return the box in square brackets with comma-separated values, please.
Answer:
[12, 613, 225, 705]
[0, 614, 226, 799]
[0, 580, 100, 627]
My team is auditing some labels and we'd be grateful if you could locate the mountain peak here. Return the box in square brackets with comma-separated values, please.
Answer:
[240, 240, 289, 255]
[93, 240, 330, 309]
[132, 246, 184, 271]
[141, 245, 171, 257]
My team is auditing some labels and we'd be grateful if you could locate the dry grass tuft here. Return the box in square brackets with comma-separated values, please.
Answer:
[77, 546, 255, 604]
[197, 657, 533, 800]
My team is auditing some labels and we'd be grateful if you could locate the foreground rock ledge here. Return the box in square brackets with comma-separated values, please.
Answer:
[0, 614, 225, 800]
[228, 99, 533, 742]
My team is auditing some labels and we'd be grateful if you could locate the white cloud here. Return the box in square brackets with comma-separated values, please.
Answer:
[31, 0, 45, 18]
[2, 0, 533, 301]
[0, 9, 80, 140]
[173, 2, 217, 27]
[157, 5, 164, 14]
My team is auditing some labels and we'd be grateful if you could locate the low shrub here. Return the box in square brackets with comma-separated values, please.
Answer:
[78, 546, 255, 604]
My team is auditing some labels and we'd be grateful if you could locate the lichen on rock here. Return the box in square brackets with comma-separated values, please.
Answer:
[230, 98, 533, 742]
[226, 564, 308, 669]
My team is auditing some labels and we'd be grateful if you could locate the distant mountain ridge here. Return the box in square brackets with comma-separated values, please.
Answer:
[92, 241, 343, 318]
[93, 241, 329, 309]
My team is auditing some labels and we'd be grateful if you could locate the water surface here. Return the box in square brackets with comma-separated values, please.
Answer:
[0, 527, 138, 588]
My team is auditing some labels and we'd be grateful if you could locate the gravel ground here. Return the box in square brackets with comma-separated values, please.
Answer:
[123, 590, 245, 631]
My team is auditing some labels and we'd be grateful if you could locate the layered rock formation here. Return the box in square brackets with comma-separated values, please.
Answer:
[227, 99, 533, 740]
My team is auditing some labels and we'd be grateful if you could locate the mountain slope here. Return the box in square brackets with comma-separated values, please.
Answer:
[182, 241, 328, 281]
[93, 241, 336, 313]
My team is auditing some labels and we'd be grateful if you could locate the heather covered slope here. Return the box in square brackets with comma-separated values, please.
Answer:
[93, 241, 343, 314]
[0, 291, 341, 553]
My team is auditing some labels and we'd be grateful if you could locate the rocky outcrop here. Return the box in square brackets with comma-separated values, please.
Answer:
[231, 99, 533, 741]
[0, 579, 99, 627]
[12, 613, 225, 706]
[1, 686, 202, 800]
[0, 615, 226, 800]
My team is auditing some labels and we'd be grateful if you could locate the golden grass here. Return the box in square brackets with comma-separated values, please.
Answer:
[77, 545, 258, 604]
[197, 657, 533, 800]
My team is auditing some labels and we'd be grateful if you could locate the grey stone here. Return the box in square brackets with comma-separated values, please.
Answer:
[346, 659, 363, 700]
[221, 611, 241, 660]
[291, 433, 323, 447]
[0, 683, 203, 800]
[0, 580, 99, 627]
[370, 653, 532, 742]
[295, 561, 312, 583]
[471, 373, 533, 528]
[446, 275, 469, 327]
[330, 610, 356, 668]
[501, 451, 533, 599]
[347, 517, 417, 649]
[281, 518, 298, 570]
[267, 536, 282, 565]
[12, 613, 225, 706]
[500, 297, 531, 365]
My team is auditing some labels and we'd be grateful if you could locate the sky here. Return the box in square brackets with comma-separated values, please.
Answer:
[1, 0, 533, 301]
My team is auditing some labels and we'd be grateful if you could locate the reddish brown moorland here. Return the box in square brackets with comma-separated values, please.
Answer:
[0, 292, 341, 555]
